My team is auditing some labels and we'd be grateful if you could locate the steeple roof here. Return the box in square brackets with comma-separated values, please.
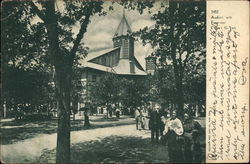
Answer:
[114, 13, 132, 37]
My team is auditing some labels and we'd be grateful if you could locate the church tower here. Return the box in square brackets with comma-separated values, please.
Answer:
[112, 12, 134, 60]
[109, 11, 145, 74]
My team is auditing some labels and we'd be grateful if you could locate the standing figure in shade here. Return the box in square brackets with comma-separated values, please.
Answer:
[107, 104, 113, 118]
[147, 105, 153, 130]
[159, 113, 166, 136]
[183, 113, 202, 163]
[149, 103, 161, 144]
[134, 108, 140, 130]
[164, 110, 184, 162]
[138, 108, 145, 130]
[115, 105, 121, 118]
[140, 107, 147, 130]
[82, 103, 91, 128]
[142, 105, 150, 130]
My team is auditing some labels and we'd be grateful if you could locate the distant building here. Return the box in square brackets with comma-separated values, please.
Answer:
[77, 12, 156, 108]
[145, 56, 156, 75]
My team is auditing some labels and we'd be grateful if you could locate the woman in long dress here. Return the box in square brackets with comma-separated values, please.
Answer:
[163, 110, 184, 162]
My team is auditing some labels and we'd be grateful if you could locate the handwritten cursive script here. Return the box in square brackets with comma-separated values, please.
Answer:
[207, 5, 249, 162]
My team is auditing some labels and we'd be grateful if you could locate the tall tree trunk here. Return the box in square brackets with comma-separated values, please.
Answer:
[31, 0, 94, 162]
[56, 103, 70, 162]
[55, 67, 72, 163]
[43, 1, 72, 162]
[168, 1, 186, 118]
[175, 79, 184, 118]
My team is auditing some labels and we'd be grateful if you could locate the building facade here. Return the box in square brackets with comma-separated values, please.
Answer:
[77, 13, 156, 109]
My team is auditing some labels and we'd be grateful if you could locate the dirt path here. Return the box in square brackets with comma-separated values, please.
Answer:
[1, 117, 205, 163]
[1, 124, 150, 163]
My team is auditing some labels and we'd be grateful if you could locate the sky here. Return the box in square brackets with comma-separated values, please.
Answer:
[78, 2, 161, 69]
[32, 1, 165, 69]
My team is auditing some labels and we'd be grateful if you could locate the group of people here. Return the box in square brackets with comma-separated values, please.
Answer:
[106, 104, 121, 118]
[134, 107, 149, 130]
[134, 104, 202, 163]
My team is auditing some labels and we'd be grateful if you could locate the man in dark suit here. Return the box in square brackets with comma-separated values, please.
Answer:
[149, 103, 161, 144]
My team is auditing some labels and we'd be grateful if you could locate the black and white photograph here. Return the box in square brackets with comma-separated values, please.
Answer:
[1, 0, 206, 163]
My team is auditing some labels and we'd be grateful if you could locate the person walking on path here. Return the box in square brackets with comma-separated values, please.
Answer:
[149, 104, 161, 144]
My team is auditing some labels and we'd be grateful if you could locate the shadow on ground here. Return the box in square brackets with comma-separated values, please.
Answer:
[0, 117, 134, 145]
[38, 135, 169, 163]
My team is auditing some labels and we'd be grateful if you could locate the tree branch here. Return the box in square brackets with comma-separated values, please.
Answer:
[29, 1, 47, 22]
[70, 6, 93, 61]
[181, 28, 192, 73]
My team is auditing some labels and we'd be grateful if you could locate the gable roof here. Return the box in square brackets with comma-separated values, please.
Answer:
[78, 48, 118, 68]
[79, 46, 146, 75]
[84, 62, 115, 73]
[113, 59, 146, 75]
[114, 14, 132, 37]
[85, 47, 120, 62]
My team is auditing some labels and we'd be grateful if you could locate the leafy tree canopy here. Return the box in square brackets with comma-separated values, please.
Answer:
[135, 1, 206, 116]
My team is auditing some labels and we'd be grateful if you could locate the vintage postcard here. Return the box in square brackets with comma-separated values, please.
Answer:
[1, 0, 249, 163]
